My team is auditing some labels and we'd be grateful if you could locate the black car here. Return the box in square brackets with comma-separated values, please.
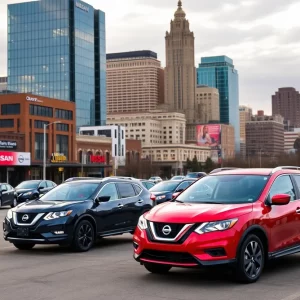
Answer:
[185, 172, 207, 179]
[0, 183, 17, 208]
[15, 180, 57, 203]
[149, 179, 196, 204]
[3, 178, 154, 252]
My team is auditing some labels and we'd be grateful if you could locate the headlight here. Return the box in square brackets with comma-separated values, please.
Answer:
[138, 215, 148, 230]
[195, 218, 238, 234]
[22, 192, 33, 197]
[6, 209, 13, 219]
[156, 195, 166, 200]
[44, 211, 72, 221]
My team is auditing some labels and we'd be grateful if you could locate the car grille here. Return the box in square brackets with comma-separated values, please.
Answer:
[16, 213, 38, 224]
[152, 222, 186, 239]
[140, 250, 197, 264]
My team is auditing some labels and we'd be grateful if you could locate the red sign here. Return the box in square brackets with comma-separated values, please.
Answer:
[0, 152, 31, 166]
[90, 155, 105, 164]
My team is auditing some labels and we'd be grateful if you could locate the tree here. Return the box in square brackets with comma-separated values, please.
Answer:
[191, 156, 199, 172]
[204, 157, 215, 173]
[186, 158, 192, 171]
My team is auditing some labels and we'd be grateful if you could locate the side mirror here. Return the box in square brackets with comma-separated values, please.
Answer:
[38, 187, 43, 191]
[95, 196, 110, 203]
[271, 194, 291, 206]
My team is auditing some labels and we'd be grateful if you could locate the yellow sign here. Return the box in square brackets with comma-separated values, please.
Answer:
[51, 153, 67, 163]
[58, 167, 64, 172]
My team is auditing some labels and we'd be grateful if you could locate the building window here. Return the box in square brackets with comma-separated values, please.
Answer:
[55, 109, 73, 120]
[0, 119, 14, 128]
[34, 120, 49, 129]
[56, 135, 69, 159]
[30, 105, 53, 118]
[56, 123, 69, 132]
[35, 133, 48, 160]
[1, 104, 20, 115]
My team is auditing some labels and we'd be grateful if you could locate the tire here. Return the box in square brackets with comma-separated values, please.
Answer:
[13, 243, 35, 250]
[71, 220, 95, 252]
[144, 262, 172, 274]
[235, 234, 265, 283]
[11, 197, 18, 208]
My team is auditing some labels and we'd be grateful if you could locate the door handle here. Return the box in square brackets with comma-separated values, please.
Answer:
[118, 204, 124, 209]
[296, 208, 300, 214]
[137, 199, 144, 204]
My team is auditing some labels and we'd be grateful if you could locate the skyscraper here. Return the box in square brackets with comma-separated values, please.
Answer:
[272, 87, 300, 128]
[7, 0, 106, 129]
[106, 51, 164, 113]
[164, 0, 196, 122]
[197, 56, 240, 152]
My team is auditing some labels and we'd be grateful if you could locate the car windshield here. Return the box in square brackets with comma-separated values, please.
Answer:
[150, 181, 179, 192]
[185, 173, 199, 178]
[176, 175, 269, 204]
[40, 183, 99, 201]
[16, 181, 39, 189]
[172, 176, 184, 180]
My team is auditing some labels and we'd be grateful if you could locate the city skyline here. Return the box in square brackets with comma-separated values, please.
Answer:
[0, 0, 300, 114]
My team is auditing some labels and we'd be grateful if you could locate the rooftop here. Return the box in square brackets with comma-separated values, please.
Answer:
[107, 50, 157, 61]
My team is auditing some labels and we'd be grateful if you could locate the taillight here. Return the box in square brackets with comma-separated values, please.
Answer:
[150, 194, 156, 201]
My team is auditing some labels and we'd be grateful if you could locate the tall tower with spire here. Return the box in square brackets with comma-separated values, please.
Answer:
[164, 1, 196, 123]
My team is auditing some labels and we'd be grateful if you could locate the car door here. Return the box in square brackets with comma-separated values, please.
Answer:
[94, 182, 126, 234]
[267, 175, 299, 251]
[0, 184, 9, 206]
[5, 184, 14, 205]
[116, 183, 140, 229]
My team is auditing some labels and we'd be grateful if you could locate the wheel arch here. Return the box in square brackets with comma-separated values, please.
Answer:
[236, 225, 269, 261]
[75, 214, 97, 239]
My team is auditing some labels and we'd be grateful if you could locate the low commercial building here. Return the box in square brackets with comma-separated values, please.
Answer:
[142, 144, 211, 176]
[284, 129, 300, 153]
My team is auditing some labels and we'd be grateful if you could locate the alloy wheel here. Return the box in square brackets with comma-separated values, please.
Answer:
[78, 223, 93, 250]
[244, 241, 263, 279]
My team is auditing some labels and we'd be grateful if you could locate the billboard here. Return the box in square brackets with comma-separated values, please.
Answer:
[196, 124, 222, 163]
[0, 152, 31, 166]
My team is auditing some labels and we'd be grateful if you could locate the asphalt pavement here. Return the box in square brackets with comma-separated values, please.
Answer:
[1, 207, 300, 300]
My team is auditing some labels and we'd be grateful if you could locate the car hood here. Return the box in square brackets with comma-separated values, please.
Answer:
[14, 199, 86, 213]
[15, 188, 36, 194]
[146, 202, 253, 223]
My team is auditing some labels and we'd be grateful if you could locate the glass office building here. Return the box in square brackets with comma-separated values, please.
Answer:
[197, 56, 240, 152]
[7, 0, 106, 128]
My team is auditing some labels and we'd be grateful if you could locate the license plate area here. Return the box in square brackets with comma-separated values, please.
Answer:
[17, 227, 29, 237]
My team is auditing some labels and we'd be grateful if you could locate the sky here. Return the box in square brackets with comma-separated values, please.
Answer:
[1, 0, 300, 114]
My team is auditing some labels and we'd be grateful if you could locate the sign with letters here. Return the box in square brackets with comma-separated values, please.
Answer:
[0, 140, 17, 150]
[0, 152, 31, 166]
[76, 1, 89, 12]
[90, 155, 105, 164]
[51, 153, 67, 163]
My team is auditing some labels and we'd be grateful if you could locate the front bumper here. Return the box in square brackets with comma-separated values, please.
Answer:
[133, 226, 238, 268]
[3, 216, 74, 245]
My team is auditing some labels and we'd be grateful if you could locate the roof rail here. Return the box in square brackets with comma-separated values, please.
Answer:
[271, 166, 300, 174]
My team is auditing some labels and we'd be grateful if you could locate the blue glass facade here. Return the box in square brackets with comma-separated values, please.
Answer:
[7, 0, 106, 129]
[197, 56, 240, 152]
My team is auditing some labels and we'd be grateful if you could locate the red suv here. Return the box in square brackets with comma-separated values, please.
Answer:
[133, 167, 300, 283]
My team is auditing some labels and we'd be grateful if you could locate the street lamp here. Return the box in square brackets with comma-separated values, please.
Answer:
[43, 121, 61, 180]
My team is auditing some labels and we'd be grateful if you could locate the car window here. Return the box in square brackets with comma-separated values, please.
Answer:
[1, 184, 7, 192]
[46, 181, 54, 188]
[5, 184, 12, 191]
[98, 183, 119, 201]
[117, 183, 136, 198]
[146, 182, 155, 189]
[39, 181, 47, 189]
[269, 175, 295, 201]
[133, 184, 142, 195]
[176, 181, 193, 191]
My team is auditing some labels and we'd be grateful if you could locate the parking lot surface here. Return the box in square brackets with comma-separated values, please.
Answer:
[1, 207, 300, 300]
